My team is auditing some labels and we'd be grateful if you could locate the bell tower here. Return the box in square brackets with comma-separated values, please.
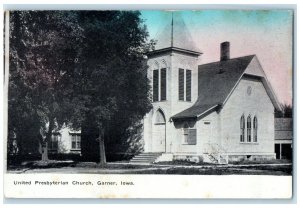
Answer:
[143, 13, 202, 153]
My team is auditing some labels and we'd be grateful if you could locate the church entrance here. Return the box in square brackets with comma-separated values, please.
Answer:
[152, 109, 166, 152]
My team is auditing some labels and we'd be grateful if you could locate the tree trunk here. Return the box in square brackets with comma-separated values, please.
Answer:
[41, 142, 48, 161]
[41, 117, 54, 162]
[99, 124, 106, 167]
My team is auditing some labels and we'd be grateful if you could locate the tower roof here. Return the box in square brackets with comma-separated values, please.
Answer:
[154, 13, 201, 53]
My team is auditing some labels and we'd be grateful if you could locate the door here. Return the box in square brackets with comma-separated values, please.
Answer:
[152, 124, 166, 152]
[152, 109, 166, 152]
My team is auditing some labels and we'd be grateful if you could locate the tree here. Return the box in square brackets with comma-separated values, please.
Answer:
[275, 104, 293, 118]
[9, 11, 154, 165]
[9, 11, 83, 161]
[76, 11, 153, 166]
[282, 104, 293, 118]
[8, 12, 41, 158]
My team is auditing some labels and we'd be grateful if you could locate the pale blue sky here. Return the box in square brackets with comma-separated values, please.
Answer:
[140, 10, 293, 105]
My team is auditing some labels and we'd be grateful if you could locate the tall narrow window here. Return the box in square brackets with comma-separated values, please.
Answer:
[153, 69, 159, 102]
[160, 68, 166, 101]
[240, 115, 245, 142]
[253, 116, 258, 142]
[186, 69, 191, 101]
[247, 115, 251, 142]
[179, 68, 184, 101]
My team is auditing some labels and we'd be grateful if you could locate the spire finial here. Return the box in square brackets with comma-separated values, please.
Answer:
[171, 12, 174, 47]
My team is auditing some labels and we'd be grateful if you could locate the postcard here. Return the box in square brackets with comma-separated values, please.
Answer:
[3, 9, 293, 199]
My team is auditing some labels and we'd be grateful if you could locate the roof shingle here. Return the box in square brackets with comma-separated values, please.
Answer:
[171, 55, 255, 119]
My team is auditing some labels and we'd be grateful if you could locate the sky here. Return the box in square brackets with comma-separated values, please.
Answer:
[141, 10, 293, 106]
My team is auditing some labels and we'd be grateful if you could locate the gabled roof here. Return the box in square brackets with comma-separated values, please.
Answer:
[171, 55, 281, 120]
[154, 13, 201, 53]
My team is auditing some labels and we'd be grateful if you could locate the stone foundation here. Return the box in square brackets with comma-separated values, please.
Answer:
[173, 154, 204, 163]
[156, 152, 276, 164]
[228, 154, 276, 162]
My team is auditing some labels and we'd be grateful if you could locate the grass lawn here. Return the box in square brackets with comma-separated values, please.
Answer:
[229, 159, 291, 165]
[155, 159, 291, 166]
[7, 159, 292, 175]
[142, 166, 292, 175]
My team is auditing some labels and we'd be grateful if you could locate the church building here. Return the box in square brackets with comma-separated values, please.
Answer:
[139, 15, 282, 164]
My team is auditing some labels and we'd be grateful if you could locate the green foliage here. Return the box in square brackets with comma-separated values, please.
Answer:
[75, 11, 153, 124]
[9, 11, 84, 155]
[76, 11, 154, 161]
[8, 11, 154, 161]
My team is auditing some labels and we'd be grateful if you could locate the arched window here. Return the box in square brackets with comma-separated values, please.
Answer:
[247, 115, 251, 142]
[253, 116, 258, 142]
[240, 115, 245, 142]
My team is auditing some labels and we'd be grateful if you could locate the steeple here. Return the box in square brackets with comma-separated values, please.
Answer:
[171, 12, 174, 47]
[154, 12, 201, 54]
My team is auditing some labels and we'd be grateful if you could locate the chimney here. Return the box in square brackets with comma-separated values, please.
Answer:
[220, 41, 230, 61]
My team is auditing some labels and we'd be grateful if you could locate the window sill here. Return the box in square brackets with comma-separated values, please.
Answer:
[240, 142, 259, 145]
[178, 100, 192, 103]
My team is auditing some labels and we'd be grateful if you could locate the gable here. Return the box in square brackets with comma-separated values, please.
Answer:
[224, 75, 274, 113]
[243, 56, 282, 111]
[219, 57, 282, 114]
[171, 55, 281, 120]
[244, 56, 265, 77]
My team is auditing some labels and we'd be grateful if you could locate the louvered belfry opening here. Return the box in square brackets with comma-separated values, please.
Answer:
[179, 68, 185, 100]
[153, 68, 167, 102]
[186, 69, 191, 101]
[160, 68, 167, 101]
[178, 68, 192, 101]
[153, 69, 159, 102]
